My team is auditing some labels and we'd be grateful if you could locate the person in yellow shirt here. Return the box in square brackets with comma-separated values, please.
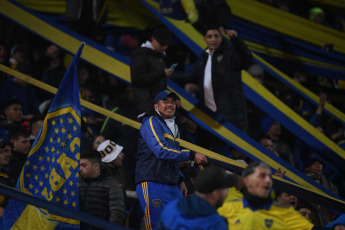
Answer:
[218, 162, 342, 230]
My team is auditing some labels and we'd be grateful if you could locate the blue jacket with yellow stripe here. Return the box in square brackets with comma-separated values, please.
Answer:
[135, 112, 193, 185]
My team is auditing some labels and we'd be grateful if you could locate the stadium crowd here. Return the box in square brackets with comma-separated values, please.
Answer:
[1, 0, 345, 229]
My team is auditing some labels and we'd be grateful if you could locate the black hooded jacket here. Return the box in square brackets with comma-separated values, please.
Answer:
[130, 45, 168, 116]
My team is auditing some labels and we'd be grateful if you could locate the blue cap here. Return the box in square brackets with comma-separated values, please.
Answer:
[154, 90, 179, 104]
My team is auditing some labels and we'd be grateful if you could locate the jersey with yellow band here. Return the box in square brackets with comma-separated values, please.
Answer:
[218, 198, 314, 230]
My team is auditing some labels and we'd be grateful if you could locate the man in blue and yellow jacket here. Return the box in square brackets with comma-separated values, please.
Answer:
[135, 90, 207, 230]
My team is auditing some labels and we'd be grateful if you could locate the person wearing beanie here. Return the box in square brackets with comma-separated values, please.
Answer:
[218, 161, 325, 230]
[135, 90, 207, 230]
[130, 26, 175, 120]
[303, 153, 340, 226]
[157, 166, 237, 230]
[309, 7, 325, 25]
[303, 153, 338, 195]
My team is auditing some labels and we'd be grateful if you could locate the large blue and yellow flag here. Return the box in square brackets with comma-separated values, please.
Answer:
[1, 43, 84, 229]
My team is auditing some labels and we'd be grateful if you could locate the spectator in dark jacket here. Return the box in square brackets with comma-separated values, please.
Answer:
[130, 27, 175, 119]
[172, 26, 252, 133]
[8, 126, 31, 182]
[79, 149, 125, 228]
[157, 166, 237, 230]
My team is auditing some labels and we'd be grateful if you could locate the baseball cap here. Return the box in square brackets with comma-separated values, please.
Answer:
[152, 27, 172, 46]
[194, 166, 238, 193]
[154, 90, 179, 104]
[97, 140, 123, 163]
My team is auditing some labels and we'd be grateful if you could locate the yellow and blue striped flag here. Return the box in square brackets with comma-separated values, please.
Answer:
[0, 43, 85, 229]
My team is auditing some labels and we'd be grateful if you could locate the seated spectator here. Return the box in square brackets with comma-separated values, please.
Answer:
[304, 153, 339, 226]
[275, 190, 298, 209]
[3, 98, 23, 124]
[80, 78, 103, 126]
[97, 140, 125, 181]
[261, 117, 293, 165]
[91, 133, 106, 150]
[297, 203, 313, 223]
[0, 62, 41, 121]
[29, 116, 43, 145]
[0, 140, 14, 217]
[8, 126, 31, 182]
[0, 98, 23, 143]
[97, 140, 136, 209]
[304, 153, 338, 195]
[97, 138, 141, 229]
[218, 161, 322, 229]
[157, 166, 237, 230]
[310, 7, 325, 25]
[77, 63, 96, 87]
[38, 45, 66, 101]
[79, 149, 125, 227]
[79, 78, 104, 149]
[257, 134, 280, 157]
[231, 148, 252, 164]
[8, 43, 30, 70]
[32, 43, 65, 80]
